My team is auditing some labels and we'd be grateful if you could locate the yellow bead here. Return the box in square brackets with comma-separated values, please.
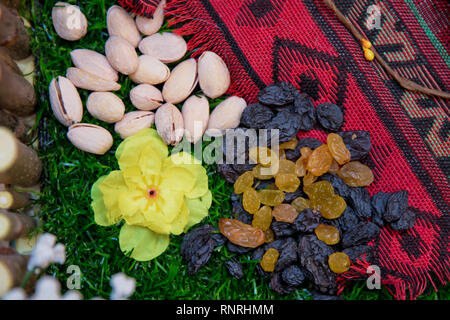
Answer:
[364, 49, 375, 61]
[361, 39, 372, 49]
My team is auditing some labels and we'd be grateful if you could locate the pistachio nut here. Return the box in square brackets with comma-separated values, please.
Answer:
[114, 111, 155, 139]
[66, 67, 121, 92]
[49, 76, 83, 127]
[182, 95, 209, 144]
[135, 0, 165, 36]
[206, 96, 247, 136]
[155, 103, 184, 146]
[70, 49, 119, 82]
[198, 51, 231, 99]
[87, 92, 125, 123]
[130, 84, 163, 111]
[138, 32, 187, 63]
[105, 36, 139, 75]
[129, 55, 170, 85]
[107, 5, 141, 48]
[52, 2, 88, 41]
[162, 58, 198, 104]
[67, 123, 113, 155]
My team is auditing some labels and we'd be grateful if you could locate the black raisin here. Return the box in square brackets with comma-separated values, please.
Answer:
[338, 131, 371, 161]
[332, 206, 359, 233]
[292, 93, 316, 131]
[384, 190, 409, 223]
[271, 221, 297, 237]
[298, 137, 323, 150]
[342, 222, 380, 248]
[240, 103, 274, 128]
[311, 291, 341, 300]
[284, 188, 307, 203]
[258, 82, 298, 107]
[180, 225, 215, 274]
[390, 207, 417, 231]
[293, 209, 321, 233]
[319, 173, 351, 199]
[270, 272, 296, 295]
[343, 245, 374, 263]
[217, 163, 240, 184]
[371, 192, 391, 227]
[281, 265, 306, 287]
[265, 110, 303, 143]
[275, 239, 298, 272]
[225, 258, 244, 279]
[347, 187, 372, 220]
[317, 103, 344, 131]
[226, 241, 253, 254]
[298, 235, 337, 294]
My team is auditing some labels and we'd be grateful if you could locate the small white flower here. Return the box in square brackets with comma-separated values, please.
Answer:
[31, 276, 61, 300]
[2, 288, 27, 300]
[27, 233, 66, 270]
[110, 273, 136, 300]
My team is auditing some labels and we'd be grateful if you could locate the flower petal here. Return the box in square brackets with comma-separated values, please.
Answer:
[169, 202, 189, 235]
[119, 224, 170, 261]
[160, 167, 195, 193]
[92, 171, 127, 226]
[139, 145, 163, 177]
[184, 190, 212, 230]
[159, 189, 184, 223]
[118, 189, 148, 220]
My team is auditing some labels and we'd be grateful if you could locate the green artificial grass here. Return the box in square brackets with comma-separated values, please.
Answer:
[23, 0, 448, 300]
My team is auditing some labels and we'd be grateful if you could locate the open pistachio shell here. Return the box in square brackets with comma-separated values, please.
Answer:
[130, 84, 163, 111]
[114, 111, 155, 139]
[49, 76, 83, 127]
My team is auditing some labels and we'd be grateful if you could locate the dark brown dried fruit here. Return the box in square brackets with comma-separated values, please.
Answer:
[347, 187, 372, 220]
[274, 238, 298, 272]
[384, 190, 409, 223]
[317, 103, 344, 132]
[226, 241, 253, 254]
[270, 271, 296, 295]
[219, 218, 266, 248]
[271, 221, 296, 237]
[181, 225, 215, 274]
[281, 265, 306, 287]
[371, 192, 391, 227]
[293, 209, 321, 233]
[342, 222, 380, 248]
[298, 235, 337, 294]
[319, 173, 351, 199]
[292, 93, 316, 131]
[338, 131, 371, 161]
[266, 109, 303, 143]
[225, 258, 244, 279]
[217, 163, 240, 184]
[343, 245, 374, 263]
[391, 207, 417, 231]
[240, 103, 274, 128]
[258, 82, 297, 106]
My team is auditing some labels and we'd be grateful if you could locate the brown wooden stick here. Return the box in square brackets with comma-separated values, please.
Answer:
[0, 210, 34, 240]
[0, 252, 28, 296]
[0, 46, 21, 74]
[0, 189, 31, 210]
[323, 0, 450, 100]
[0, 3, 31, 60]
[0, 59, 36, 116]
[0, 127, 42, 187]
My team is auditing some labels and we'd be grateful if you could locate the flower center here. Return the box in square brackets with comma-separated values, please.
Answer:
[147, 187, 159, 199]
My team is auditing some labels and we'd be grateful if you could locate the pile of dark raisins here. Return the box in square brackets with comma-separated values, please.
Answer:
[181, 82, 417, 299]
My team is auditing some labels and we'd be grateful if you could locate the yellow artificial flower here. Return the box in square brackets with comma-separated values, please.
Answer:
[91, 129, 211, 261]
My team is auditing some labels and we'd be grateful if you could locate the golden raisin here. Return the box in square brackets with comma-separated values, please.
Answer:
[328, 252, 351, 273]
[295, 157, 306, 177]
[304, 181, 335, 204]
[337, 161, 374, 187]
[275, 173, 300, 193]
[306, 144, 333, 176]
[252, 206, 273, 231]
[300, 147, 313, 160]
[272, 204, 299, 223]
[234, 171, 254, 194]
[249, 147, 277, 167]
[291, 197, 311, 213]
[243, 188, 260, 214]
[329, 159, 340, 174]
[252, 165, 274, 180]
[219, 218, 266, 248]
[316, 194, 347, 219]
[260, 248, 279, 272]
[277, 159, 297, 175]
[327, 133, 351, 165]
[258, 189, 285, 206]
[280, 138, 298, 150]
[303, 171, 318, 186]
[315, 224, 340, 245]
[264, 229, 274, 243]
[279, 149, 286, 160]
